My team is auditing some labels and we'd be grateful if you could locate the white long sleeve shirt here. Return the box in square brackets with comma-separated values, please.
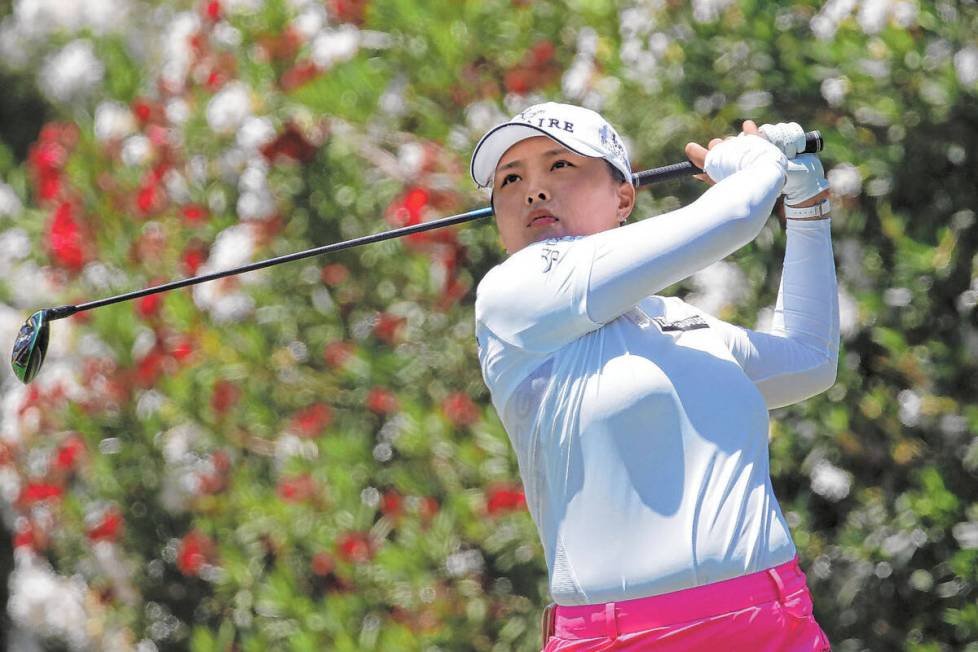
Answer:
[474, 156, 839, 606]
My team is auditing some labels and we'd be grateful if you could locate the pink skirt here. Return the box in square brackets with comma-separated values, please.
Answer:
[541, 557, 831, 651]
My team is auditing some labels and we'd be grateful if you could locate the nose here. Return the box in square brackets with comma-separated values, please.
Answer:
[526, 189, 549, 205]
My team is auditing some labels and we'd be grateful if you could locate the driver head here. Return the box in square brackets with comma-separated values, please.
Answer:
[11, 310, 50, 384]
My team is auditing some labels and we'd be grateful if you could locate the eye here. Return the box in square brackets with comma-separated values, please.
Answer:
[500, 173, 520, 187]
[551, 160, 574, 170]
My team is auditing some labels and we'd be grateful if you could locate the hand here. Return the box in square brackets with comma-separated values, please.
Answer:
[758, 122, 807, 159]
[685, 120, 782, 185]
[783, 154, 830, 206]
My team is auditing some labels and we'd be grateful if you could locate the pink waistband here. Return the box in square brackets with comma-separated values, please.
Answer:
[551, 556, 809, 640]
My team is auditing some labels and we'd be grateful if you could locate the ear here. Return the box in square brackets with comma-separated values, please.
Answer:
[615, 179, 636, 225]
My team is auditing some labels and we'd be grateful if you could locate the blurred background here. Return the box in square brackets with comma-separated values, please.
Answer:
[0, 0, 976, 650]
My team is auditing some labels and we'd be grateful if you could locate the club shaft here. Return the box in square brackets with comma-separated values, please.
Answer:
[48, 132, 822, 321]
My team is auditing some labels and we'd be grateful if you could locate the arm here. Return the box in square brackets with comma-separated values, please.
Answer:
[704, 194, 839, 409]
[476, 134, 787, 354]
[586, 149, 785, 323]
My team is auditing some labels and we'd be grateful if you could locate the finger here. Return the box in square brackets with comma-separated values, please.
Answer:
[693, 173, 715, 186]
[708, 138, 723, 150]
[685, 142, 709, 168]
[741, 119, 758, 135]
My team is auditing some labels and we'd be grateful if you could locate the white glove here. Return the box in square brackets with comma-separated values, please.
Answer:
[758, 122, 807, 159]
[783, 154, 830, 205]
[703, 134, 787, 184]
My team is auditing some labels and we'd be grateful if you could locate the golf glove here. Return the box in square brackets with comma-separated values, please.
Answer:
[783, 154, 830, 205]
[703, 134, 787, 184]
[758, 122, 807, 159]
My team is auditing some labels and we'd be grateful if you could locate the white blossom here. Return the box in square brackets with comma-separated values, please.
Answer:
[828, 163, 862, 198]
[820, 76, 850, 107]
[954, 47, 978, 88]
[38, 39, 104, 104]
[838, 285, 860, 339]
[810, 0, 858, 40]
[311, 26, 360, 69]
[237, 116, 276, 152]
[0, 182, 24, 217]
[293, 3, 328, 39]
[691, 0, 733, 23]
[94, 101, 136, 142]
[809, 459, 852, 501]
[897, 389, 921, 427]
[446, 549, 485, 577]
[8, 551, 91, 650]
[206, 82, 253, 135]
[160, 12, 201, 92]
[121, 134, 152, 167]
[857, 0, 891, 34]
[685, 261, 748, 315]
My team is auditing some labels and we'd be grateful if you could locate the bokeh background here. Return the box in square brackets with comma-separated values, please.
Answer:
[0, 0, 976, 650]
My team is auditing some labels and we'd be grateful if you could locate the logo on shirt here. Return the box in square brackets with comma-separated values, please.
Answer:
[540, 245, 560, 272]
[652, 315, 709, 332]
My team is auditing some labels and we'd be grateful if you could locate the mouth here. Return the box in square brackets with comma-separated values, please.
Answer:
[526, 210, 559, 228]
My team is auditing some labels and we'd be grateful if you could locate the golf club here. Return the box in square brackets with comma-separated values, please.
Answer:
[10, 131, 822, 384]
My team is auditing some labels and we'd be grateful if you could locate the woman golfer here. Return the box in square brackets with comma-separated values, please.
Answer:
[470, 102, 837, 651]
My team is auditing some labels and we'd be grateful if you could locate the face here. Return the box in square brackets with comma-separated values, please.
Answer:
[491, 136, 635, 254]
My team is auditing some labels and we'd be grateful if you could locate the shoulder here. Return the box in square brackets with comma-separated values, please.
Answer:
[476, 236, 588, 307]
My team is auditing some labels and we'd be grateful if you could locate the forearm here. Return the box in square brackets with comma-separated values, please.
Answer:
[585, 161, 784, 323]
[740, 216, 839, 407]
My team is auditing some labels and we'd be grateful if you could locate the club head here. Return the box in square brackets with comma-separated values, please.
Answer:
[11, 310, 50, 384]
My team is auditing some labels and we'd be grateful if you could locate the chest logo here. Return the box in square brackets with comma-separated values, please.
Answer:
[540, 246, 560, 272]
[652, 315, 710, 332]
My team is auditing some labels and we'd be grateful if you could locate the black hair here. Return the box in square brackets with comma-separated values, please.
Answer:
[605, 160, 628, 185]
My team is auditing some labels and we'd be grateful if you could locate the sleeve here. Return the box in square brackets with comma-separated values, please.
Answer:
[700, 218, 840, 409]
[475, 236, 601, 354]
[584, 160, 785, 324]
[476, 156, 787, 355]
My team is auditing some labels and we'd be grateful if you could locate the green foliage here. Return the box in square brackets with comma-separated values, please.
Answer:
[0, 1, 977, 650]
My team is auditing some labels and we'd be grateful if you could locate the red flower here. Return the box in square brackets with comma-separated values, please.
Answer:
[366, 387, 398, 414]
[211, 380, 241, 416]
[177, 530, 215, 576]
[169, 334, 195, 362]
[373, 312, 406, 344]
[131, 98, 154, 123]
[442, 393, 479, 427]
[320, 263, 348, 286]
[277, 474, 317, 503]
[46, 201, 85, 270]
[386, 187, 429, 228]
[261, 123, 318, 163]
[280, 60, 321, 91]
[13, 519, 36, 549]
[380, 490, 403, 519]
[20, 482, 64, 505]
[87, 508, 123, 542]
[137, 177, 166, 215]
[136, 293, 163, 319]
[337, 531, 373, 563]
[328, 0, 369, 25]
[54, 435, 85, 471]
[182, 204, 209, 224]
[204, 0, 221, 21]
[135, 348, 166, 387]
[182, 242, 208, 275]
[420, 496, 440, 523]
[311, 551, 336, 576]
[290, 404, 332, 438]
[258, 26, 302, 62]
[486, 483, 527, 515]
[323, 341, 354, 368]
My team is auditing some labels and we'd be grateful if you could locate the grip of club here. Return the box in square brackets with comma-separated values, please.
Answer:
[632, 130, 822, 189]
